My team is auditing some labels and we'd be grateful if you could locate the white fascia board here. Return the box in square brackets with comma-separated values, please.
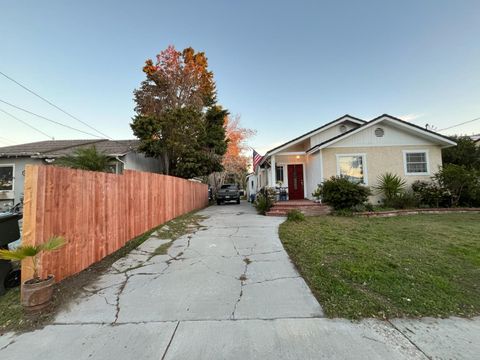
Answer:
[276, 151, 306, 156]
[310, 116, 456, 152]
[266, 116, 365, 158]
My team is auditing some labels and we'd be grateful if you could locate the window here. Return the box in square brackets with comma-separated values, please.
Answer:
[404, 151, 429, 175]
[0, 165, 14, 191]
[337, 154, 367, 184]
[275, 166, 284, 183]
[221, 184, 239, 190]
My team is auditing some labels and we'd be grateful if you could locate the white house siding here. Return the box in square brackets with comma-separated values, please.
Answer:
[309, 121, 360, 149]
[246, 174, 257, 199]
[305, 152, 322, 199]
[330, 123, 434, 148]
[0, 157, 44, 209]
[123, 152, 163, 173]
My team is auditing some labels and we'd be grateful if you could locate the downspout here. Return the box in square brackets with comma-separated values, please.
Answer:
[115, 156, 126, 174]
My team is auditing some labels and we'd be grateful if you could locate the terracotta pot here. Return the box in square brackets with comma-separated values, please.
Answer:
[21, 275, 55, 312]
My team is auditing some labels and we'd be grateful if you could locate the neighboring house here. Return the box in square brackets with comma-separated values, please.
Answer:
[254, 114, 456, 203]
[471, 134, 480, 147]
[246, 172, 257, 201]
[0, 139, 162, 210]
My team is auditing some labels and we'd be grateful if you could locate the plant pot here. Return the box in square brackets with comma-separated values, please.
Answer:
[21, 275, 55, 312]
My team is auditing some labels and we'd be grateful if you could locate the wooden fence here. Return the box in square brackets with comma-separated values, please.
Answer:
[21, 165, 208, 282]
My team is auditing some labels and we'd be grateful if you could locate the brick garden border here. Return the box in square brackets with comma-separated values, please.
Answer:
[356, 208, 480, 218]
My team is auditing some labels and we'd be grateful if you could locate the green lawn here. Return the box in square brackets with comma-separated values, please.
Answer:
[279, 213, 480, 319]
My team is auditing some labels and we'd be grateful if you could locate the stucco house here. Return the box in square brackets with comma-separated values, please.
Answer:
[0, 139, 162, 210]
[254, 114, 456, 203]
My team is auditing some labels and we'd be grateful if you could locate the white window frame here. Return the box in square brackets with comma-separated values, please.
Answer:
[336, 153, 368, 185]
[0, 164, 15, 192]
[403, 150, 430, 176]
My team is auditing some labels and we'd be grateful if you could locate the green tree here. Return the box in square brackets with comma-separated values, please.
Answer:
[442, 136, 480, 170]
[434, 164, 480, 207]
[131, 45, 227, 178]
[56, 146, 112, 172]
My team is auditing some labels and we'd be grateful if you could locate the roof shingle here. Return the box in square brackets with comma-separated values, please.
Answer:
[0, 139, 140, 158]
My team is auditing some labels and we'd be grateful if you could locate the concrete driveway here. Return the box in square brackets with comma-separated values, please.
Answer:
[1, 203, 479, 359]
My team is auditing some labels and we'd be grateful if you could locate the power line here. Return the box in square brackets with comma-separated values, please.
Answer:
[0, 136, 16, 145]
[0, 70, 113, 139]
[0, 107, 54, 140]
[439, 117, 480, 132]
[0, 98, 104, 139]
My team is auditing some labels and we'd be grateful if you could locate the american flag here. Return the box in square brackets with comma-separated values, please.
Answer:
[253, 149, 263, 171]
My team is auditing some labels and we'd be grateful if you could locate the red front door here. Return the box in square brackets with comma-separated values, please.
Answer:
[287, 164, 304, 200]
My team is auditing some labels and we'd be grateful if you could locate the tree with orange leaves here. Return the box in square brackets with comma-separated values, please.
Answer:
[131, 45, 227, 178]
[211, 115, 255, 191]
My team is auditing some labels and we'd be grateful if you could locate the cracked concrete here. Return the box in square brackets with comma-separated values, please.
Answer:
[1, 203, 479, 359]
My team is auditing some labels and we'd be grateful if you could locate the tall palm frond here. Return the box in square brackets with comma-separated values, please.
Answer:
[56, 146, 113, 172]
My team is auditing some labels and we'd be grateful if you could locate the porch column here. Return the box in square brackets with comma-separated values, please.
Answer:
[270, 155, 276, 186]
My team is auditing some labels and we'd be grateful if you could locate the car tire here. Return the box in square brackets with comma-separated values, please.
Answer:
[236, 198, 240, 204]
[217, 200, 221, 205]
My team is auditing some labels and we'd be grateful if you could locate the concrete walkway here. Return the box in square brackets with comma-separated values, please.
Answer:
[1, 203, 479, 359]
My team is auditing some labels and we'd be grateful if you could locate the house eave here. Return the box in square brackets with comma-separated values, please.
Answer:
[261, 115, 365, 160]
[306, 114, 457, 153]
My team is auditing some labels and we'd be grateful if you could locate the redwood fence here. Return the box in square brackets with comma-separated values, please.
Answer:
[21, 165, 208, 282]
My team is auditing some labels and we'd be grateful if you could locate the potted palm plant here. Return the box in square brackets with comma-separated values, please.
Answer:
[0, 236, 66, 311]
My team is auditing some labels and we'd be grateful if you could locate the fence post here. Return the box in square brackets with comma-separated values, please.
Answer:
[21, 165, 39, 283]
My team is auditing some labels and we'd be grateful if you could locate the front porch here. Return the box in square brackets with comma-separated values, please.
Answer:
[268, 153, 309, 201]
[266, 199, 331, 217]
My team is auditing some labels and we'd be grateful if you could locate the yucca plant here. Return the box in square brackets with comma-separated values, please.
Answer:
[56, 146, 113, 172]
[374, 173, 407, 204]
[0, 236, 66, 280]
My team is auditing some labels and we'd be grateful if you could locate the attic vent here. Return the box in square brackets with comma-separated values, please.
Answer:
[375, 127, 385, 137]
[339, 125, 348, 133]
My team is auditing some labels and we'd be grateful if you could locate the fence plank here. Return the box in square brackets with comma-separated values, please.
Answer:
[21, 166, 208, 283]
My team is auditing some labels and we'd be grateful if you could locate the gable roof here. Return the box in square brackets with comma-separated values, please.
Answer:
[307, 114, 457, 153]
[260, 115, 365, 162]
[0, 139, 140, 158]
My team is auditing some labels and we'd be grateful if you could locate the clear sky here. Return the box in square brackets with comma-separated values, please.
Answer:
[1, 0, 479, 153]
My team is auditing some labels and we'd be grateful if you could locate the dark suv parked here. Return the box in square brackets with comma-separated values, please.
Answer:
[216, 184, 241, 205]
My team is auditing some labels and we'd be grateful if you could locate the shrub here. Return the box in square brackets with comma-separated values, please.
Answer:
[434, 164, 480, 207]
[373, 172, 406, 206]
[350, 203, 374, 212]
[319, 176, 371, 210]
[254, 187, 276, 215]
[411, 180, 450, 208]
[387, 191, 420, 209]
[286, 209, 305, 222]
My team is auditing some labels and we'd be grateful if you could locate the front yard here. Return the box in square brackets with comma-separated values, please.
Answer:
[279, 213, 480, 319]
